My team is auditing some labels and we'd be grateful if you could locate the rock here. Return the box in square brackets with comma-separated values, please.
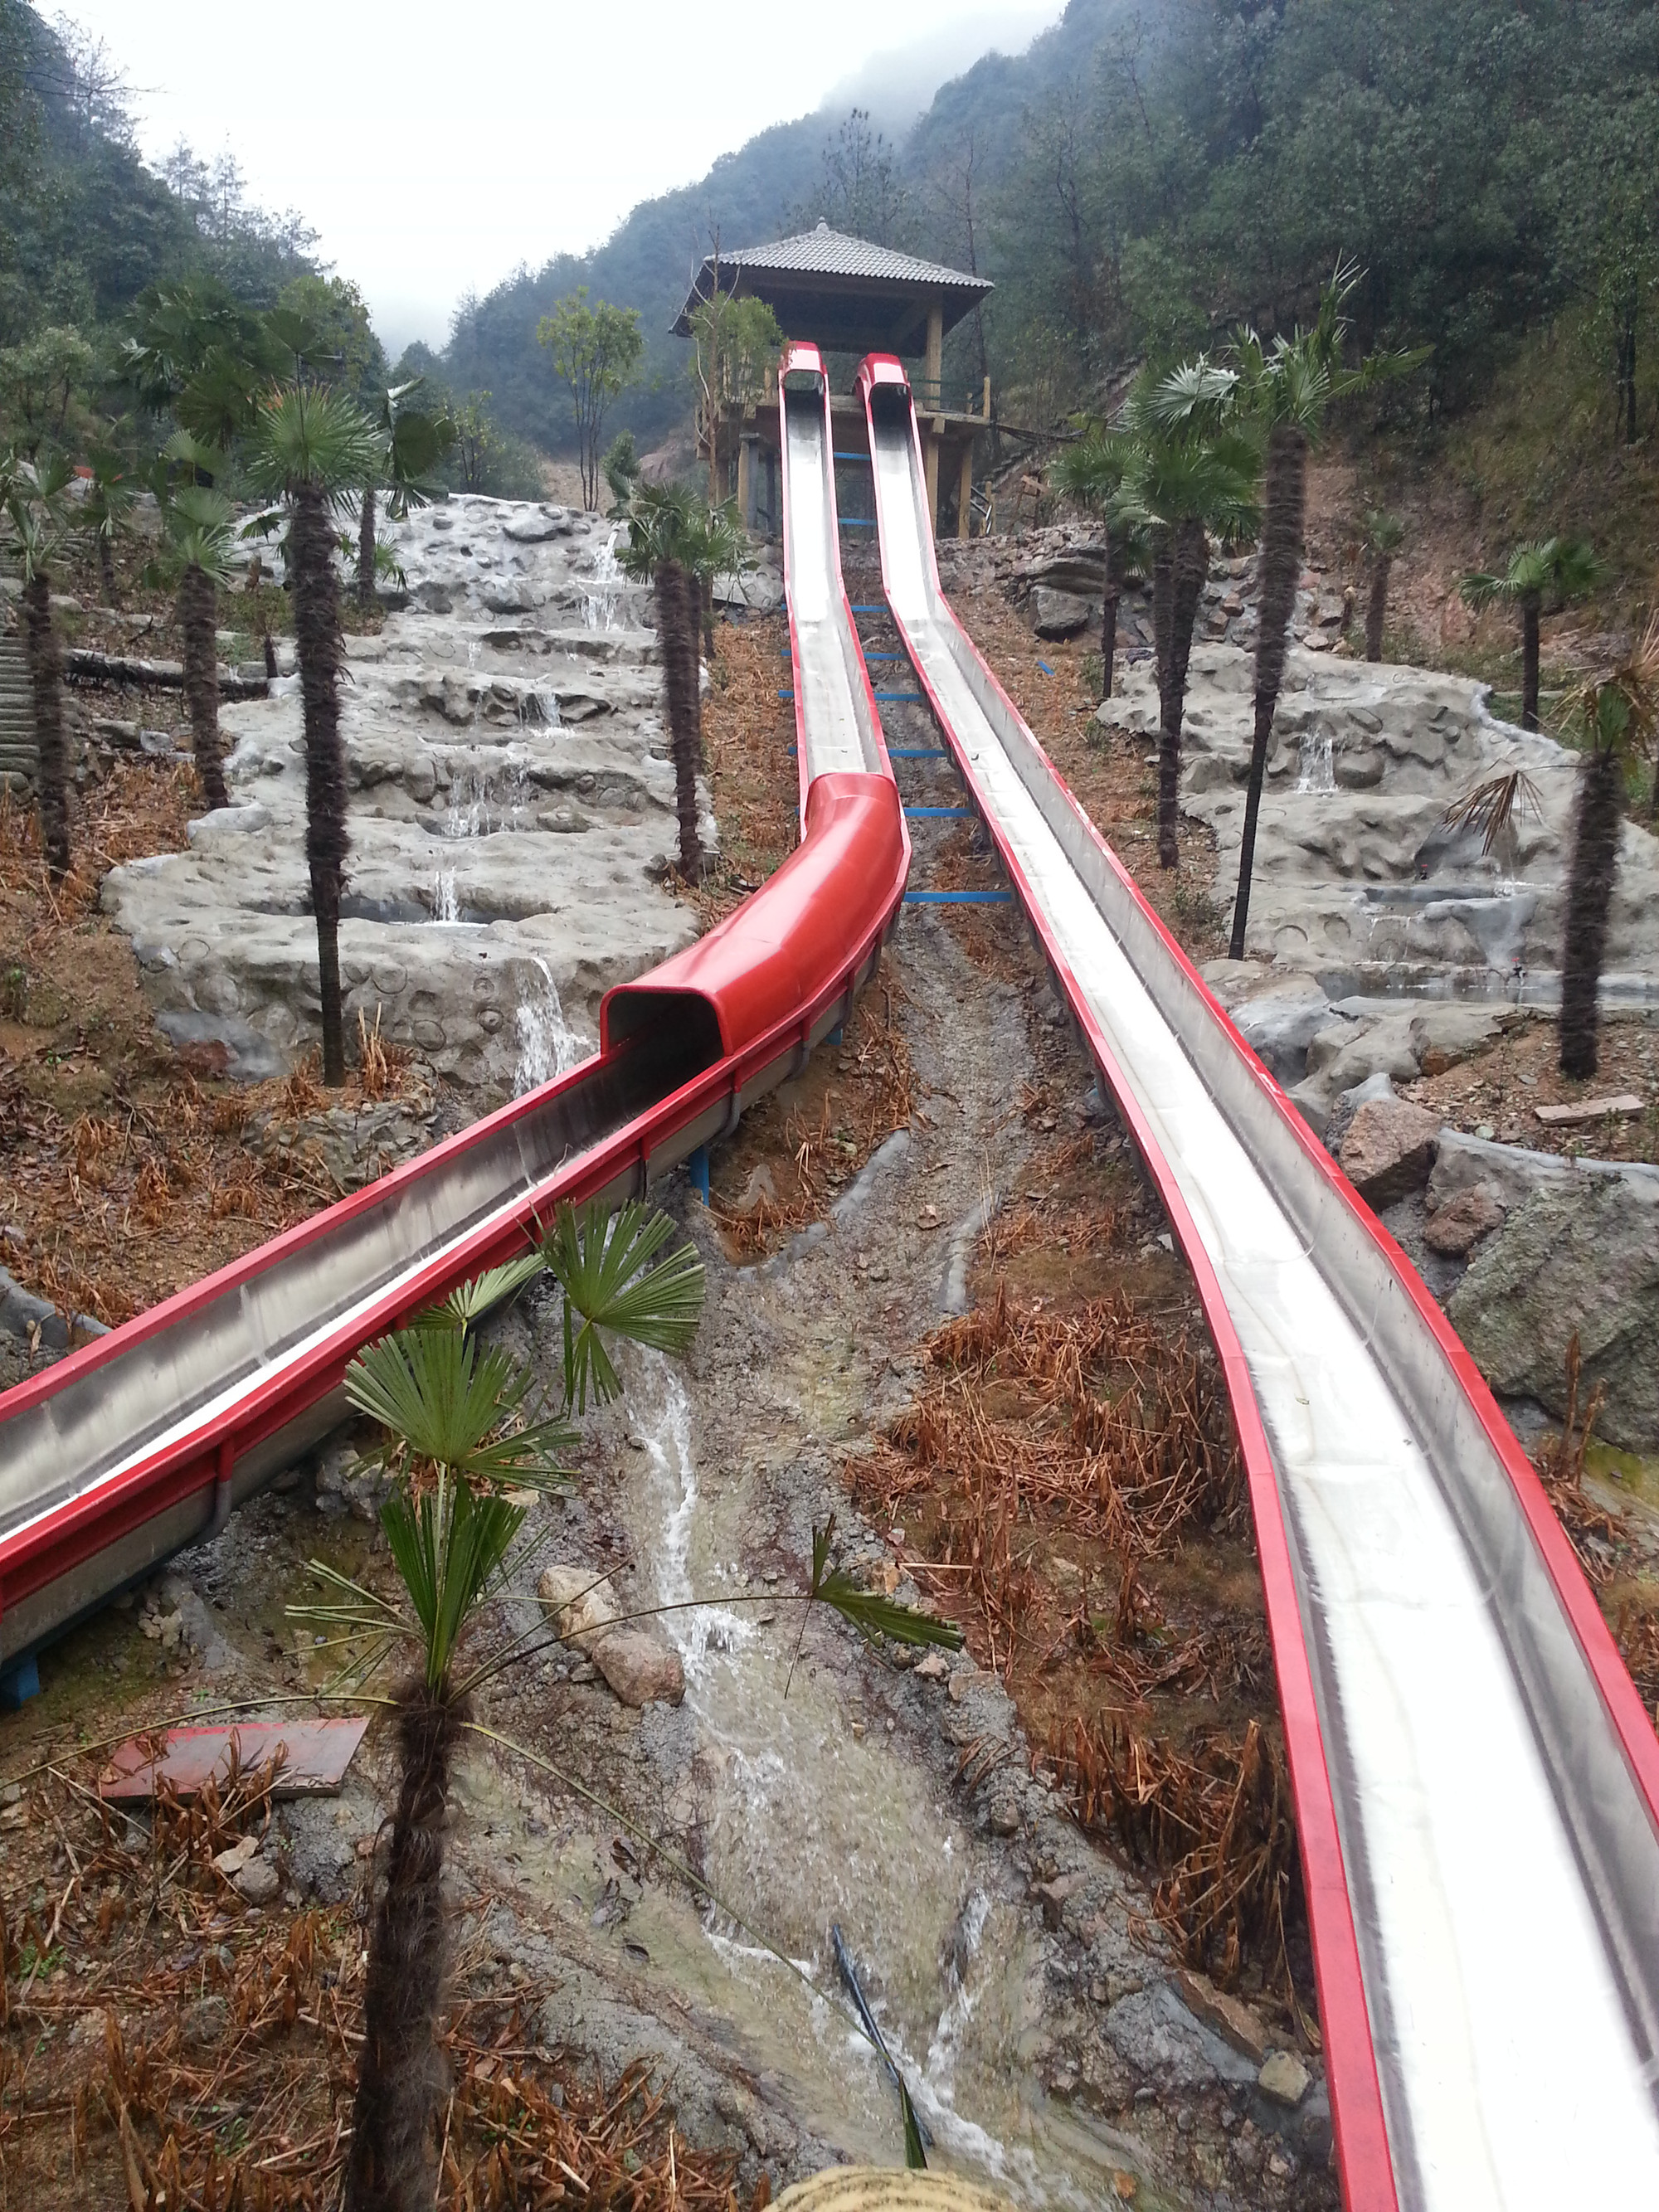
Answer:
[186, 803, 272, 844]
[245, 1088, 436, 1194]
[1423, 1184, 1506, 1256]
[987, 1798, 1021, 1836]
[538, 1564, 684, 1708]
[1031, 587, 1096, 640]
[1258, 2050, 1311, 2107]
[182, 1995, 231, 2049]
[1337, 1096, 1441, 1203]
[231, 1853, 280, 1904]
[1447, 1174, 1659, 1452]
[1104, 1982, 1259, 2091]
[1175, 1968, 1270, 2063]
[1222, 977, 1332, 1084]
[912, 1651, 949, 1681]
[1429, 1128, 1659, 1214]
[1032, 1872, 1087, 1929]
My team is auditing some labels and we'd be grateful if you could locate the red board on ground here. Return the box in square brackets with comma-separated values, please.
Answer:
[99, 1715, 369, 1801]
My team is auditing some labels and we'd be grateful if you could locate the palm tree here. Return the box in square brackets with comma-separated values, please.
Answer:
[1362, 508, 1403, 663]
[680, 497, 751, 671]
[1227, 265, 1426, 957]
[299, 1201, 957, 2212]
[1119, 363, 1260, 868]
[245, 386, 382, 1086]
[1051, 427, 1149, 701]
[1556, 621, 1657, 1078]
[620, 481, 706, 880]
[161, 484, 239, 810]
[82, 445, 135, 606]
[1, 449, 79, 878]
[358, 380, 454, 611]
[1461, 537, 1603, 736]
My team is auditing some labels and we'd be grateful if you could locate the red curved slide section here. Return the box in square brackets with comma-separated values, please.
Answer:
[0, 342, 904, 1675]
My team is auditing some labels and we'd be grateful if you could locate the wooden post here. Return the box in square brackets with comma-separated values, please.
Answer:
[981, 376, 991, 421]
[737, 435, 752, 530]
[957, 441, 974, 540]
[925, 302, 943, 406]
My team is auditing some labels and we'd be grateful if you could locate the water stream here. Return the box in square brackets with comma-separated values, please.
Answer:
[612, 1348, 1139, 2206]
[580, 529, 624, 632]
[513, 955, 581, 1093]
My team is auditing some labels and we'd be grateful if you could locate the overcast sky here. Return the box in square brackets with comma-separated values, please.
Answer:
[58, 0, 1063, 357]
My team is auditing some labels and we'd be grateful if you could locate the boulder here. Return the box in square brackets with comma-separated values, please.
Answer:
[1447, 1174, 1659, 1451]
[538, 1563, 685, 1708]
[1031, 586, 1096, 640]
[1423, 1184, 1506, 1256]
[1337, 1096, 1441, 1203]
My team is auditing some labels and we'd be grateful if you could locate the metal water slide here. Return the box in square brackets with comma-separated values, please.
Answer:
[859, 352, 1659, 2209]
[0, 343, 902, 1682]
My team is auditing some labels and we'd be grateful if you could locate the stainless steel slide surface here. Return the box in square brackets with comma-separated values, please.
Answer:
[862, 361, 1659, 2210]
[781, 358, 888, 781]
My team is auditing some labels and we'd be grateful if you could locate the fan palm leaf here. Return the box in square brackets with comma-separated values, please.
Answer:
[540, 1199, 705, 1410]
[344, 1325, 577, 1487]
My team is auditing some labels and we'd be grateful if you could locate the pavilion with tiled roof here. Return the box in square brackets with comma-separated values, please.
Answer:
[673, 223, 996, 539]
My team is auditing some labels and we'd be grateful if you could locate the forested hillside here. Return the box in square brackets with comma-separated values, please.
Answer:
[444, 0, 1659, 510]
[0, 3, 317, 353]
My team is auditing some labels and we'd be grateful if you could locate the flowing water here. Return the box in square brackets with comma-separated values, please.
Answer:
[1295, 723, 1335, 793]
[580, 529, 624, 632]
[513, 955, 582, 1093]
[611, 1347, 1148, 2207]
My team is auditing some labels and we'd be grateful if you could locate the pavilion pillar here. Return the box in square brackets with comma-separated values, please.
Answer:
[957, 440, 975, 540]
[922, 299, 945, 536]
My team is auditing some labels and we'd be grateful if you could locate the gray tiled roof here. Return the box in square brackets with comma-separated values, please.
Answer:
[710, 224, 990, 294]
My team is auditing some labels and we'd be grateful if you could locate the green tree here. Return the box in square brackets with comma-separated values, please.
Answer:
[1227, 264, 1424, 959]
[81, 443, 135, 605]
[536, 289, 644, 512]
[276, 273, 387, 396]
[1117, 362, 1260, 870]
[601, 426, 640, 509]
[0, 324, 93, 454]
[686, 289, 783, 502]
[1592, 184, 1657, 449]
[0, 446, 78, 874]
[245, 385, 382, 1087]
[158, 483, 238, 809]
[1557, 628, 1657, 1079]
[1051, 426, 1148, 702]
[620, 482, 708, 880]
[1361, 508, 1404, 663]
[1461, 537, 1603, 734]
[358, 380, 454, 610]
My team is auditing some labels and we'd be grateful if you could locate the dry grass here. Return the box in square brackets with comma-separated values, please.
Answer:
[708, 978, 918, 1260]
[1, 1756, 747, 2212]
[0, 766, 429, 1334]
[1049, 1716, 1302, 2004]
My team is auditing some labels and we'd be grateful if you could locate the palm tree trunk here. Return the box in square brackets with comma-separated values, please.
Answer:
[290, 478, 351, 1086]
[22, 571, 70, 879]
[358, 485, 377, 611]
[1365, 553, 1391, 663]
[1559, 747, 1623, 1079]
[178, 563, 228, 810]
[1230, 421, 1306, 958]
[656, 561, 704, 881]
[1158, 515, 1209, 869]
[1099, 523, 1119, 701]
[345, 1681, 465, 2212]
[1520, 593, 1542, 731]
